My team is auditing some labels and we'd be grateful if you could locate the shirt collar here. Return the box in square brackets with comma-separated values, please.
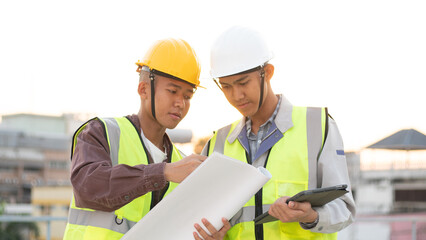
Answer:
[245, 95, 282, 137]
[274, 94, 294, 133]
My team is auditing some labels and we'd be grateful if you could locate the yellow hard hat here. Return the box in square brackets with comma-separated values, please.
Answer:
[136, 38, 201, 87]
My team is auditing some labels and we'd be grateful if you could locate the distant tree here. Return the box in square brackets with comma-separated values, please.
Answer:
[0, 200, 40, 240]
[193, 136, 212, 154]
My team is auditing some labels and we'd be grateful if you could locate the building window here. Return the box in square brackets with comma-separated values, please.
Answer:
[40, 205, 52, 215]
[395, 190, 426, 202]
[49, 161, 68, 170]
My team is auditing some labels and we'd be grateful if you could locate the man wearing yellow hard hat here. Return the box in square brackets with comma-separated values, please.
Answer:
[63, 38, 230, 239]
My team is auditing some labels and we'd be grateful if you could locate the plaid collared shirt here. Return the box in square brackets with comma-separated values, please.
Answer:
[245, 95, 282, 165]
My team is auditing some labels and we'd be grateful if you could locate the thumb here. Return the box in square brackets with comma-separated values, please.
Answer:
[288, 201, 297, 209]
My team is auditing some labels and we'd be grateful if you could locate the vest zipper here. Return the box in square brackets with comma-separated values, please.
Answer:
[158, 145, 173, 202]
[247, 149, 271, 240]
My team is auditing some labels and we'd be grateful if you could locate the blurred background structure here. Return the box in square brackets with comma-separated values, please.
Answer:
[349, 129, 426, 214]
[1, 113, 425, 239]
[341, 129, 426, 239]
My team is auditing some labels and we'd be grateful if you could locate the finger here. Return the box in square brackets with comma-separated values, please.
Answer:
[269, 202, 291, 222]
[193, 231, 203, 240]
[269, 207, 283, 220]
[220, 218, 231, 232]
[268, 205, 278, 217]
[290, 200, 311, 211]
[202, 218, 219, 235]
[194, 223, 210, 239]
[272, 196, 289, 208]
[271, 198, 289, 212]
[280, 196, 291, 205]
[288, 201, 296, 208]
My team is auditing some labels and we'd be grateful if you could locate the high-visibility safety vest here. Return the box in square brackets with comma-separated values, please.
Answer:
[208, 107, 337, 240]
[63, 117, 180, 240]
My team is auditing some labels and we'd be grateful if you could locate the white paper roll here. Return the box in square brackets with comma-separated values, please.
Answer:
[122, 152, 271, 240]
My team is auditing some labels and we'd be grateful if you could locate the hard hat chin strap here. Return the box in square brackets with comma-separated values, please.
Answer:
[149, 72, 156, 120]
[258, 66, 265, 110]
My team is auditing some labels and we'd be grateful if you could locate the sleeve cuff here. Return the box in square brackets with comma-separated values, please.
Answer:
[141, 162, 168, 191]
[306, 207, 330, 232]
[300, 213, 319, 229]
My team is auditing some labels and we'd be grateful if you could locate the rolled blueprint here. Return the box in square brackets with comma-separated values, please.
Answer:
[122, 152, 272, 240]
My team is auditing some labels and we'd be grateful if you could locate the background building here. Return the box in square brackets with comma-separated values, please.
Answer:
[341, 129, 426, 239]
[0, 114, 78, 204]
[0, 113, 81, 240]
[347, 129, 426, 214]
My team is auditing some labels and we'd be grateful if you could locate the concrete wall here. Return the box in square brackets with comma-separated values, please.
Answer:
[356, 180, 393, 214]
[32, 186, 72, 240]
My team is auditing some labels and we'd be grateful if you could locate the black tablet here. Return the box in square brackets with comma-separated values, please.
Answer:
[285, 184, 348, 206]
[254, 184, 348, 225]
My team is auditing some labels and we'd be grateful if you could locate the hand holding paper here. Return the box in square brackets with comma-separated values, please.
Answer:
[193, 218, 231, 240]
[122, 152, 271, 240]
[164, 154, 207, 183]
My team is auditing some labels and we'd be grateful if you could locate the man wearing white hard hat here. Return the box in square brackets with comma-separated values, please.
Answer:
[201, 26, 356, 239]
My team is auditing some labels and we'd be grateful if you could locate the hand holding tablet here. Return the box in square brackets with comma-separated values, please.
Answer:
[254, 184, 349, 224]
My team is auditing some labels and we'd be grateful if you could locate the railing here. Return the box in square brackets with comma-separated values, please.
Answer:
[341, 216, 426, 240]
[1, 215, 426, 240]
[0, 215, 67, 240]
[361, 216, 426, 239]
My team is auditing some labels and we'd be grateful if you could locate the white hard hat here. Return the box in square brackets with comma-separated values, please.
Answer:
[210, 26, 274, 78]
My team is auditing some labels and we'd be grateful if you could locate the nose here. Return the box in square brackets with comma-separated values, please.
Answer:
[174, 94, 185, 109]
[232, 85, 244, 101]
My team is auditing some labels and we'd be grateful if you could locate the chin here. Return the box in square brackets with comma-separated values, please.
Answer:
[166, 122, 179, 129]
[237, 109, 255, 118]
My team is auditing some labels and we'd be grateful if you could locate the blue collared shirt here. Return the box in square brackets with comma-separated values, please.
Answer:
[245, 95, 282, 166]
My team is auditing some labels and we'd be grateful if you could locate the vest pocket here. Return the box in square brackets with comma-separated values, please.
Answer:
[275, 180, 307, 199]
[279, 222, 324, 239]
[115, 195, 146, 223]
[83, 225, 124, 240]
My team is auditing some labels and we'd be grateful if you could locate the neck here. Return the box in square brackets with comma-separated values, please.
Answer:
[138, 109, 166, 151]
[249, 92, 278, 134]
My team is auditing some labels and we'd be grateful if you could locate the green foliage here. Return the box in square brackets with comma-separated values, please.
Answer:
[0, 200, 40, 240]
[0, 200, 4, 215]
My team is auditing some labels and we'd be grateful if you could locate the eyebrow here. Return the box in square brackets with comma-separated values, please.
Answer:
[219, 75, 249, 85]
[167, 82, 194, 94]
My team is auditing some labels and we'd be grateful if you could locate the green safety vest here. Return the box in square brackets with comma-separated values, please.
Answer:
[63, 117, 180, 240]
[208, 107, 337, 240]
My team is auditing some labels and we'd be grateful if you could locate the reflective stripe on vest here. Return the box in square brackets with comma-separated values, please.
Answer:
[68, 208, 137, 235]
[229, 204, 271, 226]
[103, 118, 120, 166]
[209, 107, 337, 240]
[64, 117, 181, 240]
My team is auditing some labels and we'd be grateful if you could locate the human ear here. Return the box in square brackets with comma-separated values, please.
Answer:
[264, 64, 275, 83]
[138, 81, 149, 100]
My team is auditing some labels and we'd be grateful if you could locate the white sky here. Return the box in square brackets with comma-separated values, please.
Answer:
[1, 0, 425, 151]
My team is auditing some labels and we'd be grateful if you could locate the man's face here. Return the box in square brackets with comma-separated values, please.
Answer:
[218, 70, 261, 117]
[152, 75, 195, 129]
